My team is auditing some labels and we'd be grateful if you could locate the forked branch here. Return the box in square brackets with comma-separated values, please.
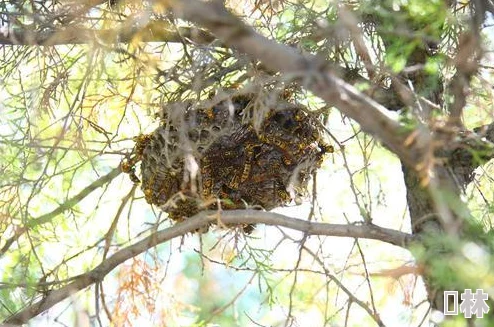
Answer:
[166, 0, 428, 167]
[4, 210, 412, 324]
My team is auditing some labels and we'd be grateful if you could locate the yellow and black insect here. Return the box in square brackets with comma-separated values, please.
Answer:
[294, 109, 306, 122]
[201, 173, 213, 198]
[202, 106, 213, 120]
[282, 155, 293, 166]
[121, 133, 153, 184]
[222, 149, 239, 159]
[137, 91, 331, 233]
[143, 188, 154, 204]
[120, 158, 140, 183]
[133, 133, 152, 158]
[120, 159, 133, 174]
[260, 131, 297, 158]
[227, 174, 241, 190]
[240, 143, 257, 183]
[320, 142, 334, 154]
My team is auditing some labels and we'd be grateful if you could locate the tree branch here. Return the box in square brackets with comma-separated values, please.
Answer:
[446, 31, 481, 125]
[0, 22, 216, 46]
[3, 209, 412, 324]
[166, 0, 427, 167]
[1, 15, 406, 112]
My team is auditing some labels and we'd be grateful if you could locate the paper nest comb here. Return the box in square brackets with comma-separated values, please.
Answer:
[123, 92, 333, 229]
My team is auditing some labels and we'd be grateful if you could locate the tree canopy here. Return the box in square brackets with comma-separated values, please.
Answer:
[1, 0, 494, 326]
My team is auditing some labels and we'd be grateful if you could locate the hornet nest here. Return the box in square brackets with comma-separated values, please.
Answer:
[121, 92, 333, 230]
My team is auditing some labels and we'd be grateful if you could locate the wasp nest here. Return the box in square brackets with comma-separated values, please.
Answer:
[123, 93, 332, 226]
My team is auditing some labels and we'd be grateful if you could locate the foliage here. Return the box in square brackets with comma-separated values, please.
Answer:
[0, 0, 493, 326]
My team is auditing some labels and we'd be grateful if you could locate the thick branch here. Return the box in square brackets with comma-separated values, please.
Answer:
[1, 18, 405, 111]
[4, 209, 412, 324]
[166, 0, 426, 167]
[446, 31, 481, 125]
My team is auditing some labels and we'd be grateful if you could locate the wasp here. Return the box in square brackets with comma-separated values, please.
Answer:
[143, 188, 154, 204]
[310, 129, 320, 141]
[200, 157, 214, 198]
[277, 189, 291, 203]
[202, 176, 213, 197]
[128, 170, 141, 183]
[320, 142, 334, 154]
[121, 133, 153, 184]
[282, 155, 293, 166]
[120, 158, 141, 183]
[297, 141, 308, 151]
[120, 159, 133, 173]
[257, 133, 267, 144]
[240, 159, 252, 183]
[242, 224, 255, 234]
[204, 106, 215, 120]
[133, 133, 152, 158]
[267, 133, 294, 155]
[222, 149, 239, 159]
[240, 143, 257, 183]
[227, 174, 241, 190]
[270, 136, 285, 149]
[294, 109, 306, 122]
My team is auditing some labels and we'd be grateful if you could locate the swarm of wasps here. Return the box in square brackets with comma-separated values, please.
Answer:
[121, 92, 333, 231]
